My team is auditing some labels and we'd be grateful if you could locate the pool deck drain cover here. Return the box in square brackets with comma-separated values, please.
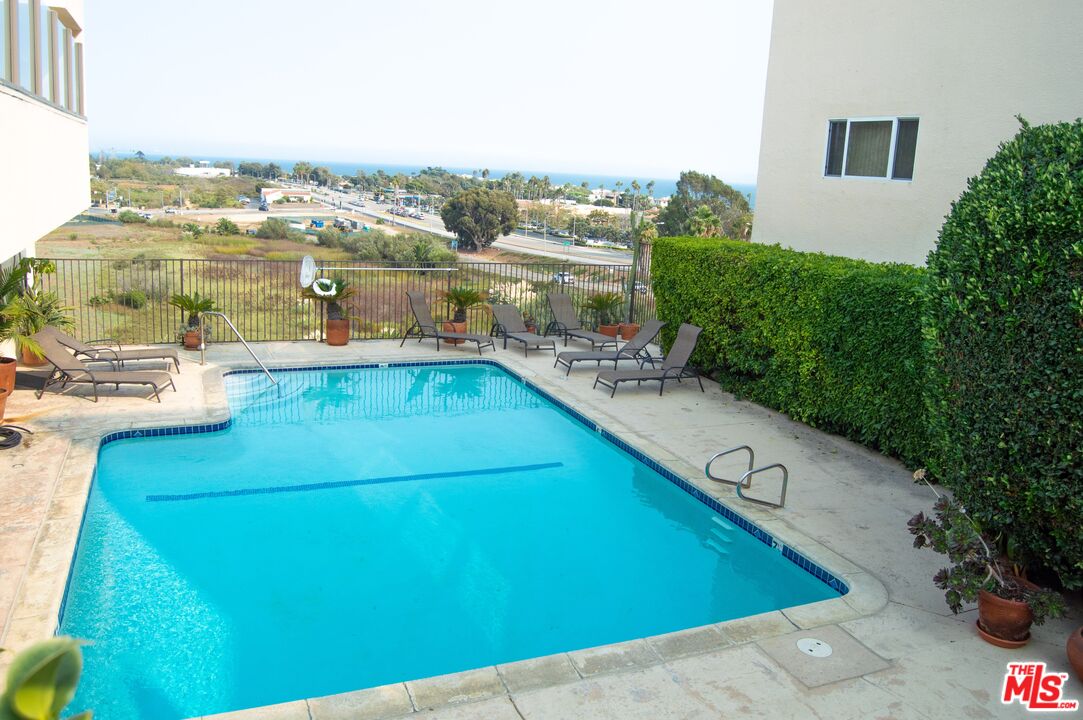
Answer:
[757, 625, 889, 687]
[796, 637, 833, 657]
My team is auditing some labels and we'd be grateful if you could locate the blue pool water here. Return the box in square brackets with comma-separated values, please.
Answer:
[60, 363, 840, 718]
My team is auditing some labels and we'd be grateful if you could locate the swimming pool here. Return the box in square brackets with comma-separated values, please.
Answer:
[59, 361, 844, 718]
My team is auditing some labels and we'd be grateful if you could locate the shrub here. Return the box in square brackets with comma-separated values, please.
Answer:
[652, 236, 928, 465]
[255, 218, 289, 239]
[113, 289, 148, 309]
[923, 119, 1083, 589]
[214, 217, 240, 235]
[117, 210, 145, 224]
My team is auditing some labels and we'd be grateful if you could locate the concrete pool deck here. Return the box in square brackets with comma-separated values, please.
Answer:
[0, 339, 1079, 719]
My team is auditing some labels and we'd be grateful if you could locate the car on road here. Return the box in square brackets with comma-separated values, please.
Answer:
[634, 281, 648, 294]
[258, 203, 269, 211]
[552, 272, 575, 285]
[164, 207, 177, 214]
[138, 212, 153, 220]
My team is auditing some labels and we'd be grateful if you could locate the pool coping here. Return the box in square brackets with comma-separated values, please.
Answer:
[15, 355, 889, 720]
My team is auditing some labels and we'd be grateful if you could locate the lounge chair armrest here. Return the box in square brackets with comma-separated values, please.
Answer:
[87, 338, 123, 349]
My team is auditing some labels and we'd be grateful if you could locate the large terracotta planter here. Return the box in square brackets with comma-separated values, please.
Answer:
[183, 330, 202, 350]
[0, 356, 15, 397]
[20, 345, 48, 367]
[325, 318, 350, 346]
[598, 324, 620, 338]
[620, 322, 640, 340]
[1068, 626, 1083, 682]
[0, 387, 8, 422]
[442, 321, 466, 345]
[977, 588, 1033, 646]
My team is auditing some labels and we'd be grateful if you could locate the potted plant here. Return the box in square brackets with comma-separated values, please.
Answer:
[523, 312, 539, 335]
[582, 292, 623, 337]
[908, 475, 1065, 648]
[4, 289, 75, 366]
[1069, 627, 1083, 682]
[302, 277, 355, 346]
[169, 292, 218, 350]
[441, 286, 483, 345]
[0, 258, 55, 383]
[620, 321, 641, 340]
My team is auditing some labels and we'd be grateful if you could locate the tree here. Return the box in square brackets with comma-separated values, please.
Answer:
[134, 150, 146, 162]
[657, 170, 751, 238]
[481, 168, 490, 180]
[214, 217, 240, 235]
[688, 205, 722, 237]
[265, 163, 282, 179]
[646, 180, 655, 197]
[440, 188, 518, 251]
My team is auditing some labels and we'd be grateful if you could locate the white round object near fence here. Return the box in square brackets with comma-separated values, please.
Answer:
[299, 255, 316, 288]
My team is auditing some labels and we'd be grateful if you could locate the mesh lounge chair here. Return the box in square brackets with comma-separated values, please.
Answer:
[32, 331, 177, 403]
[400, 291, 495, 355]
[544, 293, 621, 350]
[593, 323, 705, 398]
[37, 326, 180, 372]
[553, 319, 664, 376]
[490, 304, 557, 357]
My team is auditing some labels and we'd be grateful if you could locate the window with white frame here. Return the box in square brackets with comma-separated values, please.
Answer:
[824, 117, 919, 180]
[1, 0, 83, 115]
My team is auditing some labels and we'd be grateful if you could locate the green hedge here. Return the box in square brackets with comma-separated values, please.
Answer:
[652, 237, 928, 465]
[924, 119, 1083, 589]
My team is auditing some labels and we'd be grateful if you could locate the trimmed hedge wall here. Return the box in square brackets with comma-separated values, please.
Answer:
[652, 237, 928, 465]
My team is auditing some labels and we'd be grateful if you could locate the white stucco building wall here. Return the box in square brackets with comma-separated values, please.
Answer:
[751, 0, 1083, 265]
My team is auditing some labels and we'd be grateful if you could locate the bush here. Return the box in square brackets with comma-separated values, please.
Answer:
[652, 236, 928, 465]
[113, 289, 148, 309]
[117, 210, 146, 224]
[923, 119, 1083, 589]
[214, 217, 240, 235]
[255, 218, 289, 239]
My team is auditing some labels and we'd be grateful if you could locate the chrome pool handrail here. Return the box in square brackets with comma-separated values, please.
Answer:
[199, 311, 278, 385]
[705, 445, 755, 486]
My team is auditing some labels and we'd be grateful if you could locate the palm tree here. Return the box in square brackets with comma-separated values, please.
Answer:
[646, 180, 655, 198]
[689, 205, 722, 238]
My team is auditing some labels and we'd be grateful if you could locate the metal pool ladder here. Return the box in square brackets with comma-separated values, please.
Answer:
[199, 311, 278, 386]
[705, 445, 789, 508]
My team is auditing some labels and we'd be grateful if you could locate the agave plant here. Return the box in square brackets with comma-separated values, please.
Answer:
[442, 286, 484, 323]
[168, 292, 218, 328]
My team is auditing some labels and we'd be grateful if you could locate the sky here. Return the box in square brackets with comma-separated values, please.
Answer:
[86, 0, 774, 182]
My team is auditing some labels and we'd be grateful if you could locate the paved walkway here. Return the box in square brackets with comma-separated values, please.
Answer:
[0, 340, 1078, 719]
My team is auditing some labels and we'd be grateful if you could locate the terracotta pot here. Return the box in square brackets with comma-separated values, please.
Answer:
[0, 387, 8, 422]
[977, 588, 1033, 645]
[1068, 626, 1083, 682]
[325, 318, 350, 346]
[442, 321, 466, 346]
[0, 356, 15, 397]
[620, 322, 640, 340]
[526, 324, 538, 335]
[20, 345, 48, 367]
[183, 330, 202, 350]
[599, 324, 620, 338]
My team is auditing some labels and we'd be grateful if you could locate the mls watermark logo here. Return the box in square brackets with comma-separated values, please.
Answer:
[1001, 662, 1079, 712]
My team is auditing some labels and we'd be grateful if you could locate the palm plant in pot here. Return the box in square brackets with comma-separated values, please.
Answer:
[168, 292, 218, 350]
[302, 277, 355, 346]
[582, 292, 624, 337]
[0, 258, 56, 389]
[908, 476, 1065, 648]
[441, 286, 484, 344]
[3, 289, 75, 366]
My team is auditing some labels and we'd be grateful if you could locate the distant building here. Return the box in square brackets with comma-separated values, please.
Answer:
[752, 0, 1083, 265]
[588, 188, 620, 204]
[175, 162, 231, 178]
[260, 188, 312, 203]
[1, 0, 89, 275]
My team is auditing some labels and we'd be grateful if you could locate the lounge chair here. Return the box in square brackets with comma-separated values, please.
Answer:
[544, 293, 621, 350]
[400, 291, 495, 355]
[32, 331, 177, 402]
[554, 318, 664, 375]
[37, 326, 180, 372]
[593, 323, 705, 397]
[490, 304, 557, 357]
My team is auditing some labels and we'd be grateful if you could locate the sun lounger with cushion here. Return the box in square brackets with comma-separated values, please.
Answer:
[32, 331, 177, 402]
[554, 318, 664, 375]
[400, 291, 495, 355]
[593, 323, 704, 397]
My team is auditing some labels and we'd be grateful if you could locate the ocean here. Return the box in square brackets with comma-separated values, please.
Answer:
[113, 152, 756, 207]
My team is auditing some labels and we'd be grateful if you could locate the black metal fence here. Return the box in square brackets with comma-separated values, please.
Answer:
[40, 251, 655, 344]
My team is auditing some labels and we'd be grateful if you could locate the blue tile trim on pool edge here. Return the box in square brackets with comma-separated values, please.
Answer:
[93, 358, 849, 597]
